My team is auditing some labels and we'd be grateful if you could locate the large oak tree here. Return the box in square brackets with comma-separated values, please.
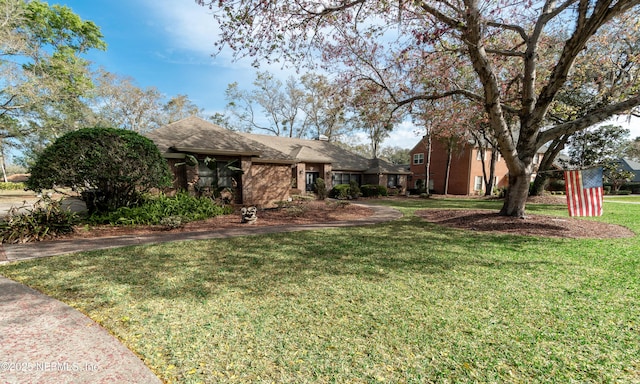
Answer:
[196, 0, 640, 217]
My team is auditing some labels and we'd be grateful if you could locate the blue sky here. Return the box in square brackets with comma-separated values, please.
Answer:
[56, 0, 421, 149]
[57, 0, 640, 150]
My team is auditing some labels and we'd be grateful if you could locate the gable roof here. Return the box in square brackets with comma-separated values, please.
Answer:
[145, 116, 294, 163]
[148, 117, 408, 174]
[365, 158, 411, 175]
[239, 132, 373, 171]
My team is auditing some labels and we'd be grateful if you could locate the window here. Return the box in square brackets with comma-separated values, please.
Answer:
[413, 153, 424, 165]
[332, 173, 361, 185]
[476, 149, 486, 161]
[387, 174, 398, 188]
[198, 161, 235, 188]
[198, 163, 214, 188]
[217, 161, 235, 188]
[474, 176, 484, 191]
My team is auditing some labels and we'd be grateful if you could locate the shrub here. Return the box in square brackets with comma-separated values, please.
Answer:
[87, 192, 233, 226]
[27, 127, 172, 213]
[548, 179, 566, 192]
[360, 184, 388, 198]
[314, 178, 328, 200]
[0, 197, 79, 244]
[329, 184, 351, 199]
[349, 180, 361, 198]
[159, 216, 185, 230]
[0, 182, 26, 190]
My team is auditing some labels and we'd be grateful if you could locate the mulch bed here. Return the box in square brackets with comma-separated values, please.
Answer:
[415, 209, 635, 239]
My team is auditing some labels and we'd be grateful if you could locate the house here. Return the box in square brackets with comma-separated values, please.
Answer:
[146, 116, 410, 207]
[616, 158, 640, 182]
[409, 136, 510, 195]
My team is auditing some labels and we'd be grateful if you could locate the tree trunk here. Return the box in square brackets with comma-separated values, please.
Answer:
[444, 147, 452, 195]
[0, 140, 7, 183]
[530, 174, 550, 196]
[500, 171, 532, 217]
[530, 134, 568, 196]
[485, 150, 497, 196]
[424, 132, 432, 194]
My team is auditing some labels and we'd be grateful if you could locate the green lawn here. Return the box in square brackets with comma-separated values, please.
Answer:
[604, 194, 640, 203]
[1, 199, 639, 383]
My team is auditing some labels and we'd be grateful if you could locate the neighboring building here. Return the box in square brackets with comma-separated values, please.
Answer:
[146, 116, 410, 207]
[616, 158, 640, 182]
[409, 136, 510, 195]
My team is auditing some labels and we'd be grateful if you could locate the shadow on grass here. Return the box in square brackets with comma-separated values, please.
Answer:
[0, 216, 573, 303]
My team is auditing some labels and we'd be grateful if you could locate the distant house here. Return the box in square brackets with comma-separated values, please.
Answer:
[146, 117, 410, 207]
[616, 158, 640, 182]
[409, 136, 510, 195]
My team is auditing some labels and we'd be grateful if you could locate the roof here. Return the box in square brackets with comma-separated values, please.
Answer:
[365, 158, 411, 175]
[239, 132, 373, 171]
[148, 117, 405, 173]
[145, 116, 294, 163]
[619, 157, 640, 171]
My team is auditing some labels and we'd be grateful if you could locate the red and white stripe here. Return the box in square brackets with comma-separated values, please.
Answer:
[565, 170, 603, 217]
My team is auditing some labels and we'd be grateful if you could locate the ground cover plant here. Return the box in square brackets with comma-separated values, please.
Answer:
[0, 199, 638, 382]
[86, 192, 234, 226]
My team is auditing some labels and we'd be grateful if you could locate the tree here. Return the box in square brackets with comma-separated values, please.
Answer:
[160, 94, 204, 125]
[625, 136, 640, 161]
[26, 127, 172, 213]
[196, 0, 640, 217]
[91, 70, 164, 133]
[379, 146, 410, 165]
[349, 83, 401, 158]
[1, 0, 105, 170]
[225, 71, 309, 137]
[564, 124, 633, 192]
[565, 125, 630, 168]
[300, 73, 350, 140]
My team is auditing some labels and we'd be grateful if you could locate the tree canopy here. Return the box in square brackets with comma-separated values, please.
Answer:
[27, 127, 172, 212]
[196, 0, 640, 216]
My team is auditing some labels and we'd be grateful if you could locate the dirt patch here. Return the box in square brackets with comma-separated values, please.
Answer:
[65, 201, 374, 240]
[415, 209, 635, 239]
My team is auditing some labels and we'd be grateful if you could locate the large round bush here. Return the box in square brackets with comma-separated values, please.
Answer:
[27, 127, 172, 212]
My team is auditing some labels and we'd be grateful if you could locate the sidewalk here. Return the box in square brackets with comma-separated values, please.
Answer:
[0, 203, 402, 263]
[0, 203, 401, 383]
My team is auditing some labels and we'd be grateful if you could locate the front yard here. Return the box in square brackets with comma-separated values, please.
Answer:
[0, 198, 638, 383]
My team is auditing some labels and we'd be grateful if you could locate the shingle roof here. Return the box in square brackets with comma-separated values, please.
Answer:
[365, 158, 411, 175]
[238, 132, 374, 171]
[148, 117, 407, 173]
[145, 116, 293, 163]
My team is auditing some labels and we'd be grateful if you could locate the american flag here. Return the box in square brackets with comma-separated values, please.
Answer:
[564, 167, 603, 217]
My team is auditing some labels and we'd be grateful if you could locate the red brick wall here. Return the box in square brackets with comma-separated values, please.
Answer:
[409, 137, 510, 195]
[243, 163, 291, 208]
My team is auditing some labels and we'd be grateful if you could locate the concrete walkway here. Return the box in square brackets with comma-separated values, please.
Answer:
[0, 204, 402, 263]
[0, 203, 401, 383]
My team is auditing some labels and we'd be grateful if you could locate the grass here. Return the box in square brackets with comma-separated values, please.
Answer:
[604, 194, 640, 203]
[1, 198, 639, 383]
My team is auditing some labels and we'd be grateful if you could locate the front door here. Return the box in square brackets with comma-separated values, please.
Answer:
[305, 172, 320, 191]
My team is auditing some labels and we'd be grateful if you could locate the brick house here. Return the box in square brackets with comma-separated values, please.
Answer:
[147, 116, 410, 207]
[409, 136, 510, 195]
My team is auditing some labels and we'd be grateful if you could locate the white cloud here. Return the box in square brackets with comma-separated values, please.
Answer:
[382, 121, 423, 149]
[138, 0, 241, 65]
